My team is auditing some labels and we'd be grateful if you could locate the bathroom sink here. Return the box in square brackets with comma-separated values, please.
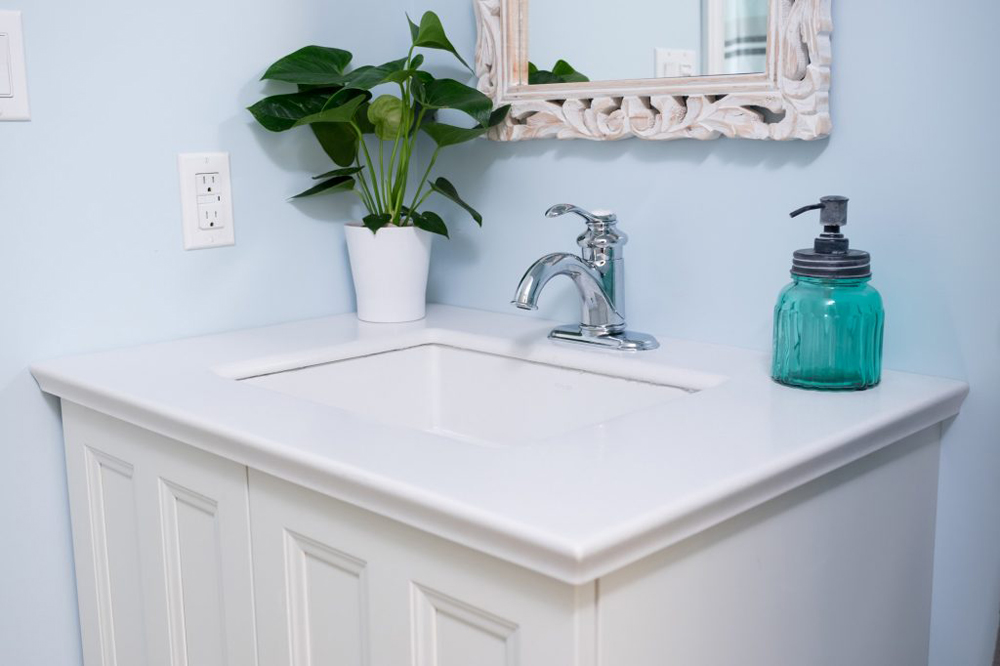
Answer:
[240, 343, 693, 446]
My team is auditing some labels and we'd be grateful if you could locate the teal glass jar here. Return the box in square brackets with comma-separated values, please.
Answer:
[772, 196, 884, 391]
[772, 275, 884, 390]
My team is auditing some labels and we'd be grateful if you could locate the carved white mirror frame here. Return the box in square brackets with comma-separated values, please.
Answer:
[473, 0, 832, 141]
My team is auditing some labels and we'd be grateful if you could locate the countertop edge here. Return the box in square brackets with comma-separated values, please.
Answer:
[30, 363, 969, 585]
[569, 382, 968, 582]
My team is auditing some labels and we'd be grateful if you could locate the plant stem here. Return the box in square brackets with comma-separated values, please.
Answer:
[351, 144, 377, 214]
[352, 124, 383, 213]
[402, 146, 440, 225]
[396, 107, 428, 226]
[355, 168, 376, 213]
[412, 187, 434, 212]
[387, 82, 408, 223]
[378, 137, 387, 217]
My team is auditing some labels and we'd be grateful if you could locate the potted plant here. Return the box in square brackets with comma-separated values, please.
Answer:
[248, 11, 509, 322]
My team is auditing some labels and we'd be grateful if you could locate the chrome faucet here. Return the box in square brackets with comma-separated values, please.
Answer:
[512, 204, 659, 351]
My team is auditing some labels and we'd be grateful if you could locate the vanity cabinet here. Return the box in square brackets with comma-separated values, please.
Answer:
[43, 305, 965, 666]
[62, 400, 943, 666]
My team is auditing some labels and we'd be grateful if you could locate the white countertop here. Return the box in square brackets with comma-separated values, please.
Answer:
[31, 305, 968, 584]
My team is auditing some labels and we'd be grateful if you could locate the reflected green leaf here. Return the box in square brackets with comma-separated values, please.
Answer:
[527, 59, 590, 85]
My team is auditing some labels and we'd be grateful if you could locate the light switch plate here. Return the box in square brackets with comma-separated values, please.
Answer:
[0, 10, 30, 120]
[654, 48, 699, 78]
[178, 152, 235, 250]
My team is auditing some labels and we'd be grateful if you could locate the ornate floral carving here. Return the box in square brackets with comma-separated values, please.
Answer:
[474, 0, 832, 142]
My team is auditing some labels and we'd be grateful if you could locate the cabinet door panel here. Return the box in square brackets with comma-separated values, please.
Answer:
[82, 447, 147, 666]
[284, 530, 369, 665]
[249, 470, 590, 666]
[63, 402, 256, 666]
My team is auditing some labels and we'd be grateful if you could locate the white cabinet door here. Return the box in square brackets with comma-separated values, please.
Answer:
[248, 470, 594, 666]
[62, 402, 256, 666]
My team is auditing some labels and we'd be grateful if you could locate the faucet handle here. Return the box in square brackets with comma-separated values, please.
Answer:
[545, 203, 617, 225]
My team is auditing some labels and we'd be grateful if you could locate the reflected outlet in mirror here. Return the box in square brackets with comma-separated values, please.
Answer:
[240, 344, 696, 446]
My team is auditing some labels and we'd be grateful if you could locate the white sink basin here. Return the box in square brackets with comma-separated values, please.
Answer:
[241, 343, 693, 446]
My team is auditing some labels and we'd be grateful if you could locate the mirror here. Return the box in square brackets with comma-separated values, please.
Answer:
[473, 0, 833, 142]
[530, 0, 769, 82]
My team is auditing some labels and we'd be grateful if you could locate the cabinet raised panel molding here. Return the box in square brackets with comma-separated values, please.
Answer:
[63, 403, 256, 666]
[248, 469, 590, 666]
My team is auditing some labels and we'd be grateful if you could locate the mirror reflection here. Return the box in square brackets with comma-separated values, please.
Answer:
[529, 0, 768, 84]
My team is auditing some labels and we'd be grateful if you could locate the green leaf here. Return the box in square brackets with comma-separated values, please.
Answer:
[363, 213, 392, 233]
[322, 87, 371, 108]
[311, 123, 358, 166]
[419, 105, 508, 147]
[247, 89, 338, 132]
[290, 175, 355, 199]
[262, 46, 353, 84]
[410, 101, 437, 133]
[367, 95, 404, 140]
[312, 166, 362, 180]
[380, 54, 425, 85]
[430, 178, 482, 226]
[487, 104, 511, 126]
[412, 210, 449, 238]
[341, 57, 410, 90]
[292, 95, 366, 127]
[527, 60, 590, 85]
[352, 101, 376, 134]
[409, 11, 472, 72]
[407, 13, 420, 42]
[414, 78, 493, 127]
[420, 122, 489, 147]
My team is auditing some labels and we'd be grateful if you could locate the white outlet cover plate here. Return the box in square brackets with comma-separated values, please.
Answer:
[0, 10, 30, 121]
[178, 152, 235, 250]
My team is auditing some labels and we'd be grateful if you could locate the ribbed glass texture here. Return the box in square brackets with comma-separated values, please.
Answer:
[772, 276, 884, 390]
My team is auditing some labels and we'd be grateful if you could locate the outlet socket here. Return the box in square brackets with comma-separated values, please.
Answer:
[178, 153, 234, 250]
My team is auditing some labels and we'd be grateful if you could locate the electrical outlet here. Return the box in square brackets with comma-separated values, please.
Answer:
[197, 203, 224, 230]
[178, 153, 234, 250]
[195, 172, 220, 196]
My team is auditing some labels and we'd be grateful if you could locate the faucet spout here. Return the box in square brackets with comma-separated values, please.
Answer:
[511, 253, 625, 331]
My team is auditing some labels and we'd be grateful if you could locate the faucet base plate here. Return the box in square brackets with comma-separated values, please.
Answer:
[549, 325, 660, 352]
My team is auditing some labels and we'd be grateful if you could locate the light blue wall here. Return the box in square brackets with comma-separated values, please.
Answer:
[415, 0, 1000, 664]
[4, 0, 998, 664]
[0, 1, 407, 663]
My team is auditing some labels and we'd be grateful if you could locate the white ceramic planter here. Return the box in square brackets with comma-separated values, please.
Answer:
[344, 223, 432, 323]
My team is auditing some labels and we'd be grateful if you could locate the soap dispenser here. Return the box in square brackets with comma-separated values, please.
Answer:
[772, 196, 884, 390]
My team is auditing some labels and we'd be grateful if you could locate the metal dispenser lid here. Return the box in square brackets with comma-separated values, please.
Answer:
[789, 196, 871, 278]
